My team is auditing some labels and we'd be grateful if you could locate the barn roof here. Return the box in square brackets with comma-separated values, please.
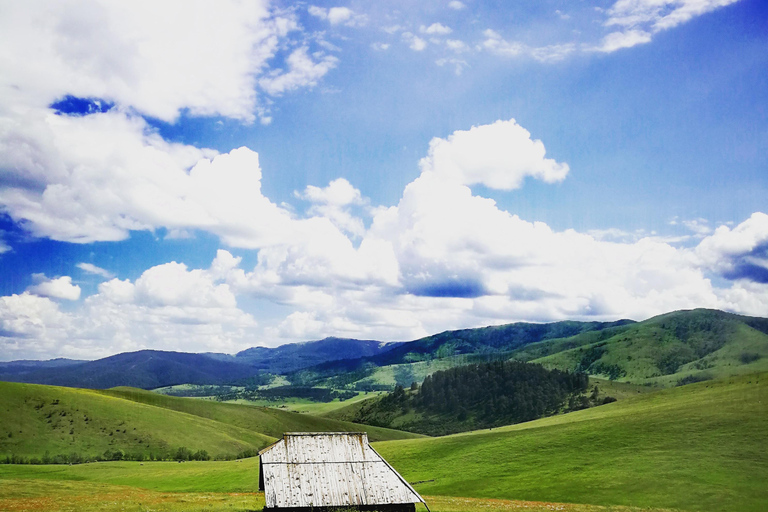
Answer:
[259, 432, 425, 509]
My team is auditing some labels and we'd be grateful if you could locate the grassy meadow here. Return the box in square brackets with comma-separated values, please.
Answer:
[375, 373, 768, 512]
[0, 381, 275, 461]
[1, 372, 766, 511]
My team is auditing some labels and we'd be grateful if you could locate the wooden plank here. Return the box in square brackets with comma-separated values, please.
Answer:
[260, 432, 423, 509]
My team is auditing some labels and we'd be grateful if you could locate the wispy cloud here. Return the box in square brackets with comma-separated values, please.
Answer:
[77, 263, 115, 279]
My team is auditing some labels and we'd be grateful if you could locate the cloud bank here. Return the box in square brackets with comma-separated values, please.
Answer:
[1, 115, 766, 359]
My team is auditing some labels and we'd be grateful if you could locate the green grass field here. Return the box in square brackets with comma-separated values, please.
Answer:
[99, 387, 422, 441]
[1, 373, 765, 511]
[531, 313, 768, 386]
[0, 381, 275, 461]
[0, 381, 422, 463]
[374, 372, 768, 512]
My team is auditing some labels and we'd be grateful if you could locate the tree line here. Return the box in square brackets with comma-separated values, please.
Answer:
[355, 360, 592, 435]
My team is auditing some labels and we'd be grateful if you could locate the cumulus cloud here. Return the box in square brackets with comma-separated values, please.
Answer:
[696, 212, 768, 283]
[420, 23, 453, 36]
[297, 179, 368, 237]
[418, 119, 569, 190]
[0, 0, 304, 123]
[1, 256, 257, 360]
[448, 1, 466, 10]
[259, 47, 339, 96]
[27, 275, 81, 301]
[402, 32, 428, 51]
[77, 263, 115, 279]
[1, 116, 767, 358]
[308, 6, 367, 27]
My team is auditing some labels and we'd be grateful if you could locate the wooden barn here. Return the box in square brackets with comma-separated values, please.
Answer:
[259, 432, 426, 512]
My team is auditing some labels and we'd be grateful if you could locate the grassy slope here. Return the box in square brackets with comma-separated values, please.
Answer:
[374, 373, 768, 512]
[98, 387, 423, 441]
[0, 381, 274, 460]
[526, 310, 768, 385]
[1, 374, 763, 511]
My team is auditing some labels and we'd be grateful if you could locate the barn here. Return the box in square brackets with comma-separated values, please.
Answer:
[259, 432, 426, 512]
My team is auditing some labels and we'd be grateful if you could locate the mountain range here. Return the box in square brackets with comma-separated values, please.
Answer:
[1, 308, 766, 390]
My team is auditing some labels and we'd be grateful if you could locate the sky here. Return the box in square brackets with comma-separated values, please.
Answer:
[0, 0, 766, 361]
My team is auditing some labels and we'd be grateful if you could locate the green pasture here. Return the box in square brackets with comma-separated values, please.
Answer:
[375, 373, 768, 512]
[0, 382, 274, 460]
[1, 373, 765, 511]
[100, 387, 422, 441]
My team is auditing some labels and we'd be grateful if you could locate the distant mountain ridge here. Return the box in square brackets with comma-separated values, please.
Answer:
[2, 309, 767, 390]
[0, 337, 400, 389]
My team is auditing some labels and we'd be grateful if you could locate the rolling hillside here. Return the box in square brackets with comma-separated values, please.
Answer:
[291, 319, 635, 387]
[375, 372, 768, 512]
[0, 381, 274, 461]
[525, 309, 768, 385]
[0, 381, 422, 461]
[294, 309, 768, 391]
[1, 373, 765, 512]
[98, 387, 424, 441]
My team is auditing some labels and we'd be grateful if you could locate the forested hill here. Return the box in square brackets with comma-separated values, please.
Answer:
[292, 319, 635, 383]
[346, 361, 591, 435]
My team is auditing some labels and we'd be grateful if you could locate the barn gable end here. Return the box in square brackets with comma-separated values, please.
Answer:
[259, 432, 425, 512]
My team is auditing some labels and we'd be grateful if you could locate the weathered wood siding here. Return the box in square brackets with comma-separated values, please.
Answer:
[260, 432, 424, 509]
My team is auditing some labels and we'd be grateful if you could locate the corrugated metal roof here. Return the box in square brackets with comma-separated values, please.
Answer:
[259, 432, 424, 509]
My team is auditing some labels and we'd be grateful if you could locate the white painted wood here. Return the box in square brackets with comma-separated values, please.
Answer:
[260, 432, 424, 509]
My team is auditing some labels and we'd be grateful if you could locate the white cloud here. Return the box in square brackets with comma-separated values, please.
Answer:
[596, 29, 653, 52]
[1, 256, 258, 360]
[308, 6, 367, 27]
[481, 30, 575, 62]
[77, 263, 115, 279]
[597, 0, 739, 52]
[445, 39, 469, 53]
[0, 0, 303, 123]
[682, 218, 713, 237]
[2, 116, 767, 358]
[695, 212, 768, 283]
[418, 119, 569, 190]
[259, 47, 339, 96]
[436, 57, 469, 75]
[481, 29, 525, 57]
[297, 179, 369, 237]
[605, 0, 740, 32]
[420, 23, 453, 36]
[0, 293, 72, 356]
[371, 42, 391, 51]
[27, 275, 81, 301]
[402, 32, 428, 51]
[448, 1, 466, 10]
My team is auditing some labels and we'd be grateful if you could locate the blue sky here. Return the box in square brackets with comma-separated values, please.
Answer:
[0, 0, 766, 360]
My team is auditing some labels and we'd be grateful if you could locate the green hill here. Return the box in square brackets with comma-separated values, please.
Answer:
[0, 381, 423, 461]
[98, 387, 424, 441]
[0, 381, 274, 461]
[374, 372, 768, 512]
[524, 309, 768, 385]
[1, 373, 765, 512]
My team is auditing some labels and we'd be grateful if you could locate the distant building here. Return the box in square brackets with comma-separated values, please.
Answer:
[259, 432, 426, 512]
